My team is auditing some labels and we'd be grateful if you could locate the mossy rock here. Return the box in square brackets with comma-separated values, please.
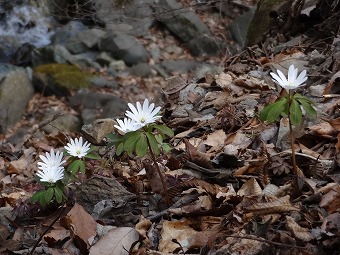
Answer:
[33, 63, 95, 97]
[246, 0, 292, 46]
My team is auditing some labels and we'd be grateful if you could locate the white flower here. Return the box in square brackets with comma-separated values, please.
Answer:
[37, 149, 66, 170]
[64, 137, 91, 158]
[125, 99, 161, 126]
[36, 166, 64, 183]
[114, 118, 143, 134]
[270, 64, 307, 90]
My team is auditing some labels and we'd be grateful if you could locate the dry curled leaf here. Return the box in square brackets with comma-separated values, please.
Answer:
[245, 195, 299, 215]
[286, 216, 313, 242]
[168, 179, 218, 198]
[61, 203, 97, 251]
[89, 227, 139, 255]
[237, 178, 262, 197]
[184, 139, 212, 169]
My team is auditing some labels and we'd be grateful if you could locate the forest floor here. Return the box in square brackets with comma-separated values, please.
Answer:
[1, 1, 340, 254]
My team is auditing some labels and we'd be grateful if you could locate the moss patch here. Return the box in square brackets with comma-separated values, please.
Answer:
[34, 63, 94, 90]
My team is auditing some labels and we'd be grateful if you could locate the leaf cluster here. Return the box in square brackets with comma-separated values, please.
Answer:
[259, 93, 317, 125]
[31, 184, 65, 207]
[107, 124, 174, 157]
[65, 147, 101, 175]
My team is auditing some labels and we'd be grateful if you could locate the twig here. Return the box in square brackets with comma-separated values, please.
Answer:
[272, 151, 333, 166]
[15, 112, 64, 150]
[29, 206, 66, 255]
[146, 137, 171, 206]
[222, 234, 305, 249]
[147, 192, 200, 222]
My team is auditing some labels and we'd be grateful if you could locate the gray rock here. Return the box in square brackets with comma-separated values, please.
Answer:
[96, 52, 116, 67]
[31, 45, 71, 66]
[81, 118, 117, 145]
[150, 44, 161, 62]
[193, 63, 221, 78]
[78, 28, 107, 48]
[160, 60, 200, 74]
[98, 32, 149, 66]
[90, 76, 118, 89]
[51, 21, 87, 45]
[69, 51, 102, 70]
[154, 0, 210, 43]
[75, 176, 136, 215]
[187, 35, 221, 56]
[129, 63, 153, 77]
[64, 36, 89, 54]
[229, 8, 256, 47]
[108, 60, 127, 73]
[92, 0, 154, 36]
[0, 64, 34, 133]
[42, 111, 82, 134]
[32, 45, 101, 70]
[69, 91, 127, 124]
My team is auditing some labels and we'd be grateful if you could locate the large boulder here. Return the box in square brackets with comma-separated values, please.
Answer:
[229, 8, 256, 48]
[98, 32, 149, 66]
[69, 91, 127, 124]
[153, 0, 210, 42]
[0, 64, 34, 133]
[153, 0, 220, 56]
[32, 63, 95, 97]
[92, 0, 154, 36]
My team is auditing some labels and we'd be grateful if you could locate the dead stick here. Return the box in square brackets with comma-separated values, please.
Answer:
[222, 234, 305, 249]
[15, 112, 64, 150]
[29, 206, 65, 255]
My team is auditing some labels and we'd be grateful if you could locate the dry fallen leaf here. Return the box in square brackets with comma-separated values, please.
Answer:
[89, 227, 139, 255]
[159, 220, 198, 253]
[286, 216, 313, 242]
[237, 178, 262, 197]
[184, 139, 212, 169]
[61, 203, 97, 251]
[245, 195, 299, 215]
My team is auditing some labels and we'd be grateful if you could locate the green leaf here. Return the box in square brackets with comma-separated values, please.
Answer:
[146, 132, 160, 156]
[260, 98, 288, 123]
[155, 134, 163, 144]
[154, 125, 174, 137]
[124, 131, 142, 154]
[67, 160, 85, 175]
[31, 190, 45, 203]
[162, 143, 172, 154]
[259, 98, 287, 122]
[87, 146, 98, 153]
[116, 142, 124, 156]
[136, 134, 148, 157]
[293, 94, 316, 105]
[289, 98, 302, 125]
[79, 160, 86, 174]
[297, 98, 317, 118]
[45, 187, 54, 202]
[85, 153, 101, 160]
[54, 187, 64, 204]
[106, 133, 123, 143]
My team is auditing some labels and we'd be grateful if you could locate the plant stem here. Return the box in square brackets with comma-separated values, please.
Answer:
[288, 91, 298, 176]
[146, 136, 171, 206]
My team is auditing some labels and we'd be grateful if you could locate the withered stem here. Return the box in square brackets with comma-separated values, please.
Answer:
[146, 136, 171, 206]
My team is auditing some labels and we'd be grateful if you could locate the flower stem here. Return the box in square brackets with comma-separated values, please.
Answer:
[146, 136, 171, 206]
[288, 91, 298, 176]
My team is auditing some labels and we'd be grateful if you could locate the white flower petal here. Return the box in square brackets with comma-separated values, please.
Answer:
[64, 137, 91, 158]
[270, 64, 308, 90]
[123, 99, 162, 126]
[115, 118, 142, 134]
[36, 166, 64, 183]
